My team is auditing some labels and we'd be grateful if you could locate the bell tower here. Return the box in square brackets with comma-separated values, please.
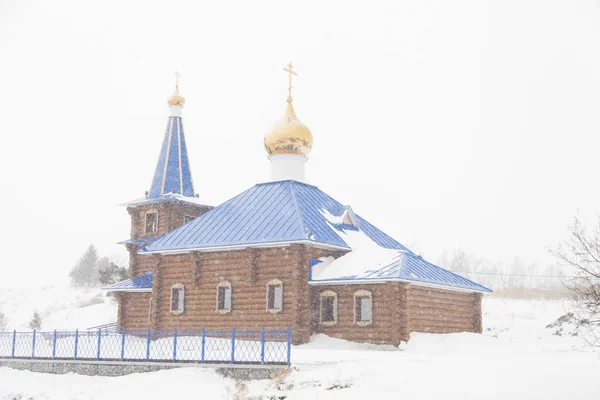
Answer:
[121, 73, 212, 276]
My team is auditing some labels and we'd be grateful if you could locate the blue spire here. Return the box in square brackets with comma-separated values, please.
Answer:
[148, 116, 195, 198]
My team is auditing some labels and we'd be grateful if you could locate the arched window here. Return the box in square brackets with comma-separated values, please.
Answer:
[216, 281, 232, 314]
[145, 210, 158, 233]
[354, 290, 373, 326]
[266, 279, 283, 314]
[319, 290, 338, 326]
[170, 283, 185, 315]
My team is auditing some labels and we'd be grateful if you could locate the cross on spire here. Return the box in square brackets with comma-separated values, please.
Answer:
[283, 62, 297, 103]
[174, 71, 182, 90]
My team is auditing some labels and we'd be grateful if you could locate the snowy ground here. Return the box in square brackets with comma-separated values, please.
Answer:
[1, 291, 599, 399]
[0, 285, 116, 330]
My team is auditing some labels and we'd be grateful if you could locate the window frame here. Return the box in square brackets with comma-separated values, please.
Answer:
[144, 209, 158, 234]
[266, 278, 283, 314]
[216, 281, 232, 314]
[319, 290, 338, 326]
[170, 283, 185, 315]
[353, 289, 373, 326]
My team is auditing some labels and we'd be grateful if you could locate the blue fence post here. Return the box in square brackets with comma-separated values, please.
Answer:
[120, 329, 125, 361]
[31, 330, 36, 359]
[287, 326, 291, 365]
[11, 330, 16, 358]
[97, 328, 101, 360]
[74, 329, 79, 359]
[260, 327, 265, 364]
[200, 328, 205, 363]
[146, 328, 151, 362]
[172, 328, 178, 363]
[231, 327, 236, 364]
[52, 330, 57, 360]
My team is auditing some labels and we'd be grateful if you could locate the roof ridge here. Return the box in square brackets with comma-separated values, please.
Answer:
[288, 181, 311, 240]
[256, 179, 320, 190]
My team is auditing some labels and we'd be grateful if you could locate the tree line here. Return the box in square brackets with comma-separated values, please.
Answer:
[69, 244, 128, 287]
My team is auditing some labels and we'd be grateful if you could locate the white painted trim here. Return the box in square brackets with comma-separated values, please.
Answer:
[216, 281, 232, 314]
[309, 278, 490, 294]
[170, 283, 185, 315]
[139, 240, 350, 255]
[0, 358, 287, 369]
[353, 289, 373, 326]
[319, 290, 338, 326]
[266, 279, 283, 314]
[144, 209, 159, 234]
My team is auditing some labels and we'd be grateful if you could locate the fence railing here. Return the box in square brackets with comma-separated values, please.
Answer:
[0, 327, 291, 365]
[86, 322, 118, 333]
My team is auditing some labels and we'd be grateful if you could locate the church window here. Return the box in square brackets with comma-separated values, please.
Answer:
[354, 290, 373, 326]
[216, 281, 232, 314]
[184, 215, 195, 224]
[266, 279, 283, 314]
[145, 210, 158, 233]
[170, 283, 185, 315]
[319, 290, 338, 326]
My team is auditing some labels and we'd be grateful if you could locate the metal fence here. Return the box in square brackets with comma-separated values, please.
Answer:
[0, 327, 291, 365]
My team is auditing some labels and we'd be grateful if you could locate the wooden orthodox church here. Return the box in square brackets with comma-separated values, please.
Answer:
[104, 66, 492, 345]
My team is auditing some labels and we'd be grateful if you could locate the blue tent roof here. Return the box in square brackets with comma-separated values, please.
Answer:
[141, 180, 490, 293]
[144, 180, 408, 253]
[103, 272, 153, 292]
[148, 116, 195, 199]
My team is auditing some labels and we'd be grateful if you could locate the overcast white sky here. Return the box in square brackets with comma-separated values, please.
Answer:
[1, 0, 599, 286]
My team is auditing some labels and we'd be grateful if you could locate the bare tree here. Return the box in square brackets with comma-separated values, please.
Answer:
[550, 216, 600, 344]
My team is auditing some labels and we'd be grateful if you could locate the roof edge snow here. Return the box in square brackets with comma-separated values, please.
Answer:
[121, 193, 212, 208]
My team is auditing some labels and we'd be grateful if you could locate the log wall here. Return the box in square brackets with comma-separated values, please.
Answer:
[121, 244, 340, 344]
[116, 227, 485, 344]
[405, 286, 482, 334]
[116, 292, 152, 332]
[127, 202, 212, 242]
[309, 282, 402, 345]
[125, 201, 212, 276]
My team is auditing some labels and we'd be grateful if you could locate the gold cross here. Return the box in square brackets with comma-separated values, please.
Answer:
[174, 71, 182, 89]
[283, 62, 297, 102]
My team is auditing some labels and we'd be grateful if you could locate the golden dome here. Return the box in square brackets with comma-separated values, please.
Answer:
[264, 101, 313, 156]
[167, 86, 185, 107]
[265, 100, 313, 156]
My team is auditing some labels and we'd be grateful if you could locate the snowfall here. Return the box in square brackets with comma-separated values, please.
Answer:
[0, 286, 598, 399]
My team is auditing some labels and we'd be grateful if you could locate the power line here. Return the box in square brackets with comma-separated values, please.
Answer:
[458, 271, 577, 279]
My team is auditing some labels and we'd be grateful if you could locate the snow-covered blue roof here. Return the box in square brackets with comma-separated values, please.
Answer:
[143, 180, 409, 253]
[118, 235, 163, 245]
[103, 272, 153, 292]
[310, 252, 492, 293]
[141, 180, 490, 293]
[148, 116, 195, 199]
